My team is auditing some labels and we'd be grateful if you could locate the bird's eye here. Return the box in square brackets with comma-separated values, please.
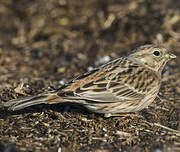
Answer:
[153, 50, 160, 57]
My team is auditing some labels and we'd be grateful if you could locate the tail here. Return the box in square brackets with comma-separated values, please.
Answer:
[0, 93, 62, 111]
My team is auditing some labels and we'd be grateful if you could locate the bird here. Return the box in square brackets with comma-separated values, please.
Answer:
[0, 44, 176, 117]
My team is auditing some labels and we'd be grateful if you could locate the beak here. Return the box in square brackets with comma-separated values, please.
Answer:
[169, 53, 176, 59]
[166, 52, 176, 60]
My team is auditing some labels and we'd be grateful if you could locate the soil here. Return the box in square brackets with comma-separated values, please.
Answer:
[0, 0, 179, 152]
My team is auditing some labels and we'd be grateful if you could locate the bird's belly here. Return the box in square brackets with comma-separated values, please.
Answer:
[83, 90, 159, 114]
[132, 89, 159, 112]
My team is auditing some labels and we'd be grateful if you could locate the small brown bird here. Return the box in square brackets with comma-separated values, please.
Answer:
[1, 44, 176, 117]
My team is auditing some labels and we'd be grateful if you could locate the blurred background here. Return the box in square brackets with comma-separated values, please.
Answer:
[0, 0, 179, 151]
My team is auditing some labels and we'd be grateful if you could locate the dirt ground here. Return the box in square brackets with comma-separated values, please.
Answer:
[0, 0, 179, 152]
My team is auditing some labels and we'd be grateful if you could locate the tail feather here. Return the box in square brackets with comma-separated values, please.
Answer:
[0, 93, 60, 111]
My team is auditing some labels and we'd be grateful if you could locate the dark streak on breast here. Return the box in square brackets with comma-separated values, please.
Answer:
[137, 69, 144, 74]
[129, 77, 135, 85]
[139, 81, 145, 88]
[138, 75, 142, 82]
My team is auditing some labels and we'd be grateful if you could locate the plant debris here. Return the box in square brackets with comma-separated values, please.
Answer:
[0, 0, 179, 151]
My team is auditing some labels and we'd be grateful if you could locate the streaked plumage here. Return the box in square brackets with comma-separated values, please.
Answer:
[0, 44, 176, 117]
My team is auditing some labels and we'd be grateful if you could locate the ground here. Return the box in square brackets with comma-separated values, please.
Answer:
[0, 0, 179, 152]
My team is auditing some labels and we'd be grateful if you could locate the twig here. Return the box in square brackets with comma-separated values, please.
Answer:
[144, 121, 180, 136]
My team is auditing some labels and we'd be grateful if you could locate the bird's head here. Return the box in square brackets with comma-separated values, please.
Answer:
[128, 44, 176, 73]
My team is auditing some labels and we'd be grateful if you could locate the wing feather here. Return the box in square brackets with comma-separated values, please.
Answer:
[61, 58, 146, 103]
